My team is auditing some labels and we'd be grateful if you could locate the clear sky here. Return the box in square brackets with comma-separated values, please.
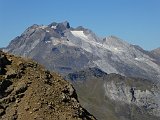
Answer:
[0, 0, 160, 50]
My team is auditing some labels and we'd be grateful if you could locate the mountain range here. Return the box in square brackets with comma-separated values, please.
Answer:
[3, 21, 160, 81]
[2, 21, 160, 120]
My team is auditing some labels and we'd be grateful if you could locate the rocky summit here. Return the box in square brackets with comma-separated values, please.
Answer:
[0, 51, 96, 120]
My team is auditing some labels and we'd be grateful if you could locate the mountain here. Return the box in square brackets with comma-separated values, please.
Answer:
[0, 51, 96, 120]
[2, 21, 160, 120]
[3, 21, 160, 82]
[66, 68, 160, 120]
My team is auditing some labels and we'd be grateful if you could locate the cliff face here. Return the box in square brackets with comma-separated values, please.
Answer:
[0, 51, 96, 120]
[104, 74, 160, 118]
[66, 69, 160, 120]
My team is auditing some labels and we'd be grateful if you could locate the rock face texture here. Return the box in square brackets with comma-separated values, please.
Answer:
[66, 68, 160, 120]
[3, 21, 160, 81]
[0, 51, 96, 120]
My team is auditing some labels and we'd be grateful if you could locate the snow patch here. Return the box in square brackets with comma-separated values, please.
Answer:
[71, 31, 88, 40]
[39, 25, 47, 29]
[135, 57, 139, 60]
[45, 41, 51, 44]
[135, 57, 147, 61]
[70, 31, 125, 54]
[70, 31, 105, 52]
[114, 47, 118, 51]
[51, 26, 56, 29]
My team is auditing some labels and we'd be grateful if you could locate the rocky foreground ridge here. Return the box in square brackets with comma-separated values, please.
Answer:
[0, 51, 96, 120]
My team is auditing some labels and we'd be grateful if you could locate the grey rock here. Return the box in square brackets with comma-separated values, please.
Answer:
[68, 70, 160, 120]
[3, 22, 160, 82]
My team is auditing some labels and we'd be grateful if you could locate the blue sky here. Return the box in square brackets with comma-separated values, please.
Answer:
[0, 0, 160, 50]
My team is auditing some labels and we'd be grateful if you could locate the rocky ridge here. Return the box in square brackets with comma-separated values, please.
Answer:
[0, 51, 96, 120]
[3, 21, 160, 81]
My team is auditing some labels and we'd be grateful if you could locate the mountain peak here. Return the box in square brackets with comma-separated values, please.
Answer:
[48, 21, 70, 29]
[103, 35, 130, 47]
[74, 26, 88, 31]
[62, 21, 70, 28]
